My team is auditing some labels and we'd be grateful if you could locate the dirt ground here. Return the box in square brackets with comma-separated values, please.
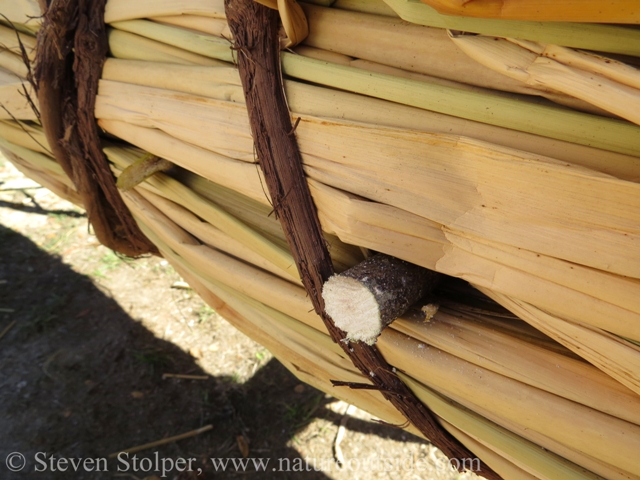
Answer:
[0, 156, 480, 480]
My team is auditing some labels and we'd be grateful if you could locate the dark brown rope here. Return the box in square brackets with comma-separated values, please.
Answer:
[224, 1, 500, 478]
[33, 0, 157, 257]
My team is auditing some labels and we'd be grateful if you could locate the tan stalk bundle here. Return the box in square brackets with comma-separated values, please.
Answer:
[0, 24, 36, 119]
[103, 17, 640, 157]
[291, 45, 610, 117]
[4, 1, 640, 477]
[299, 4, 543, 96]
[100, 58, 640, 181]
[141, 12, 607, 117]
[6, 11, 640, 404]
[4, 126, 640, 477]
[297, 2, 620, 112]
[109, 4, 603, 110]
[101, 0, 640, 59]
[0, 72, 37, 120]
[92, 81, 640, 280]
[0, 139, 79, 205]
[109, 20, 233, 62]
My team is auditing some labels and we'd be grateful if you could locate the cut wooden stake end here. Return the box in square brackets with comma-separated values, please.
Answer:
[323, 254, 439, 345]
[323, 276, 382, 344]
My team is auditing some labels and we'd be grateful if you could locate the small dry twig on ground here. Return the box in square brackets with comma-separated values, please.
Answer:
[162, 373, 208, 380]
[108, 425, 213, 458]
[0, 320, 16, 340]
[333, 402, 355, 468]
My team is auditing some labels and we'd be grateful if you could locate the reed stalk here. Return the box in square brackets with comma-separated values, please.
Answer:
[107, 29, 227, 66]
[0, 51, 28, 78]
[299, 3, 573, 99]
[485, 291, 640, 399]
[383, 0, 640, 57]
[105, 27, 640, 157]
[394, 311, 640, 425]
[150, 15, 231, 38]
[0, 24, 35, 58]
[109, 20, 233, 62]
[333, 0, 398, 16]
[0, 74, 36, 121]
[417, 0, 640, 23]
[104, 0, 225, 23]
[0, 121, 52, 158]
[451, 34, 640, 126]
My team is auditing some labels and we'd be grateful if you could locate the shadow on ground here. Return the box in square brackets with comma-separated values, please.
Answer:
[0, 222, 423, 479]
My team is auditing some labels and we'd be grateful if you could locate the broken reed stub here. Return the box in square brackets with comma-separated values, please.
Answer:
[116, 154, 173, 192]
[322, 253, 440, 345]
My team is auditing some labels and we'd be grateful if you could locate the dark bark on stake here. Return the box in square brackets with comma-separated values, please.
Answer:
[224, 2, 499, 478]
[323, 253, 440, 345]
[34, 0, 157, 257]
